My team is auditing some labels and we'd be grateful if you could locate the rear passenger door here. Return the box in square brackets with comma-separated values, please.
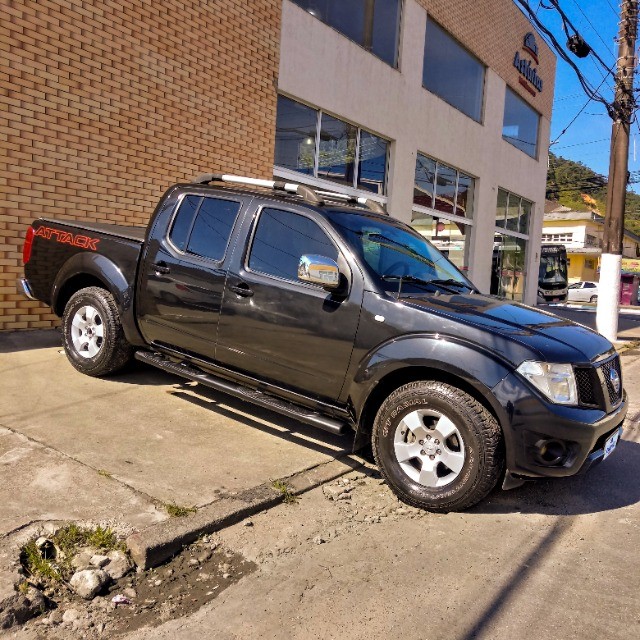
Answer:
[216, 205, 363, 401]
[138, 192, 248, 360]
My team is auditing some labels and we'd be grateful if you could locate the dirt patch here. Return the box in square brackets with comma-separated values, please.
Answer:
[16, 536, 256, 638]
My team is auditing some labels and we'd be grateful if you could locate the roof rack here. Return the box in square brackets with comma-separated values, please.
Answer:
[192, 173, 387, 214]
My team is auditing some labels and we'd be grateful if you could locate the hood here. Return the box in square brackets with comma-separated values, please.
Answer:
[399, 292, 613, 364]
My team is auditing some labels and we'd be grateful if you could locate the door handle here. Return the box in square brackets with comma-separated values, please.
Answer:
[152, 261, 171, 275]
[229, 283, 254, 297]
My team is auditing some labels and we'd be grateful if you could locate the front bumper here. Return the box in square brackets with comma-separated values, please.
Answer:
[493, 372, 627, 480]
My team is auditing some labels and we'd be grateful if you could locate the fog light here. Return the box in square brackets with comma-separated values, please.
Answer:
[535, 439, 567, 466]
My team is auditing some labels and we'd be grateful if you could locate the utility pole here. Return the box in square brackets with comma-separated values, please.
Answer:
[596, 0, 638, 343]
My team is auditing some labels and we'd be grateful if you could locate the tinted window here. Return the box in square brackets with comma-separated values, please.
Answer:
[249, 208, 338, 282]
[186, 197, 241, 261]
[291, 0, 402, 67]
[275, 96, 317, 175]
[585, 282, 596, 288]
[358, 130, 388, 194]
[317, 113, 358, 188]
[503, 87, 539, 157]
[414, 153, 474, 219]
[423, 19, 485, 122]
[170, 195, 200, 251]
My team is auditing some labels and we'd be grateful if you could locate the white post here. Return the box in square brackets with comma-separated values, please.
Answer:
[596, 253, 622, 342]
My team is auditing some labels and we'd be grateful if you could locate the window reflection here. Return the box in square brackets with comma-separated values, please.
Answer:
[275, 96, 317, 174]
[503, 87, 539, 157]
[275, 95, 389, 194]
[423, 19, 485, 122]
[491, 233, 527, 301]
[414, 153, 474, 219]
[291, 0, 402, 67]
[317, 114, 358, 188]
[411, 212, 471, 273]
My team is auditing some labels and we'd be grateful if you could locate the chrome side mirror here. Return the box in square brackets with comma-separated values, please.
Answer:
[298, 254, 341, 289]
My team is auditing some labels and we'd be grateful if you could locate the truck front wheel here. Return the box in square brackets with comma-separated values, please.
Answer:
[62, 286, 133, 376]
[372, 381, 504, 512]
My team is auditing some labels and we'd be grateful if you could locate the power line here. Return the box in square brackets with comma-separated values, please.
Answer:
[567, 0, 617, 63]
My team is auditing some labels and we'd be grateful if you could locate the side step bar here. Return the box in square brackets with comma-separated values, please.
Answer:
[135, 351, 349, 436]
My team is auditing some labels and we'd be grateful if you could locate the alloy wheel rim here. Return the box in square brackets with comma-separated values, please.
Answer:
[393, 409, 465, 488]
[71, 305, 104, 358]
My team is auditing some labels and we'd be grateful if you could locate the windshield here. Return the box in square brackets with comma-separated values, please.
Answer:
[327, 210, 476, 295]
[538, 253, 568, 283]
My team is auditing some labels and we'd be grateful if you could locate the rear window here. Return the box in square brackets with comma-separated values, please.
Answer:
[169, 195, 241, 261]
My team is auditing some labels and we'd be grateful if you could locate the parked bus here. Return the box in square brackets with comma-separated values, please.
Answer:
[537, 244, 568, 303]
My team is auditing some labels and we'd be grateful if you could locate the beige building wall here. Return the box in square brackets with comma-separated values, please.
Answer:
[1, 0, 282, 330]
[278, 0, 556, 304]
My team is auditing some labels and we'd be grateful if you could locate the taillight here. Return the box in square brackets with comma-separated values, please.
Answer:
[23, 226, 35, 264]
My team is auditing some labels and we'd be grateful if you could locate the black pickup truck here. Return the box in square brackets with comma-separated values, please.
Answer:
[20, 174, 627, 511]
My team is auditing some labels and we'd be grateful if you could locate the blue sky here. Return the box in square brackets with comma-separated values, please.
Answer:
[527, 0, 638, 185]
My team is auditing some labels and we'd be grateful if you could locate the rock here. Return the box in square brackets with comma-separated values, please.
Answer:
[322, 485, 345, 500]
[336, 492, 352, 501]
[62, 608, 80, 624]
[312, 536, 325, 545]
[123, 587, 137, 599]
[244, 520, 254, 527]
[104, 550, 132, 580]
[153, 579, 162, 586]
[69, 569, 110, 600]
[71, 548, 94, 571]
[0, 587, 47, 629]
[188, 558, 199, 566]
[90, 554, 110, 568]
[222, 573, 231, 579]
[197, 550, 212, 563]
[48, 609, 63, 625]
[164, 568, 174, 578]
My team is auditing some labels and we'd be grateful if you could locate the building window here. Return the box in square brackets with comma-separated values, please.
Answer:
[275, 95, 389, 194]
[496, 188, 530, 235]
[492, 233, 527, 302]
[413, 153, 475, 272]
[414, 153, 475, 219]
[291, 0, 402, 67]
[542, 233, 574, 243]
[411, 213, 471, 273]
[502, 87, 539, 158]
[423, 19, 485, 122]
[492, 189, 533, 302]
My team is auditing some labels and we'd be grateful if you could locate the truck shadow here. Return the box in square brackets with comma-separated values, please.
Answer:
[471, 439, 640, 515]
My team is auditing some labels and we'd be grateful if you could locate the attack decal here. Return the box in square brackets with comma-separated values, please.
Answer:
[34, 226, 100, 251]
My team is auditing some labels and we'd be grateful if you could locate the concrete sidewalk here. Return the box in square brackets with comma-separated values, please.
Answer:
[0, 330, 353, 541]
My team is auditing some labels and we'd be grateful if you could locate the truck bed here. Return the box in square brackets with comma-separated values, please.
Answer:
[40, 218, 147, 243]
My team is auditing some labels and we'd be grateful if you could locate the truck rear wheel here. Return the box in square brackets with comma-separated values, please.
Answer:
[62, 286, 133, 376]
[372, 381, 504, 512]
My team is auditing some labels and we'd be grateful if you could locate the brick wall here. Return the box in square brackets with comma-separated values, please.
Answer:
[419, 0, 556, 119]
[1, 0, 281, 330]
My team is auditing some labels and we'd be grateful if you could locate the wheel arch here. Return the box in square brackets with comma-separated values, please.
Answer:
[52, 253, 144, 346]
[353, 365, 507, 450]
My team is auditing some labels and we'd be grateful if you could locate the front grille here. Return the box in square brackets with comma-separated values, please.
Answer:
[573, 354, 622, 409]
[600, 356, 622, 405]
[575, 367, 597, 405]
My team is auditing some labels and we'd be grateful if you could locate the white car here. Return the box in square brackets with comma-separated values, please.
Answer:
[567, 281, 599, 303]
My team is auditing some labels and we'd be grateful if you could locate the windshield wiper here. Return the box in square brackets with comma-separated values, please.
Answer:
[426, 278, 472, 290]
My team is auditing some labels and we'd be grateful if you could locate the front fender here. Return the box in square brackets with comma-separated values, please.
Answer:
[52, 252, 143, 346]
[348, 333, 513, 428]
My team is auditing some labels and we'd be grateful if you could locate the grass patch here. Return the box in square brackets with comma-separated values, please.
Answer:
[97, 469, 112, 478]
[272, 479, 298, 504]
[20, 540, 62, 582]
[20, 524, 125, 583]
[164, 502, 197, 518]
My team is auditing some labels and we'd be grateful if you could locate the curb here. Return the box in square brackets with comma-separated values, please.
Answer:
[126, 456, 363, 570]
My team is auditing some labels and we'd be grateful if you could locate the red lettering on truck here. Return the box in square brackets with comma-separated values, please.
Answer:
[34, 226, 100, 251]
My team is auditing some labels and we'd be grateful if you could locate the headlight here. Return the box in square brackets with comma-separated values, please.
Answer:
[516, 361, 578, 405]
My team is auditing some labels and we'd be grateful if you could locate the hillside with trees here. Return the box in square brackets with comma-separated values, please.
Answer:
[546, 153, 640, 236]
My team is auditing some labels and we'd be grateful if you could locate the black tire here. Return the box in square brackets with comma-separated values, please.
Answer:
[589, 295, 598, 303]
[372, 381, 504, 512]
[62, 286, 133, 376]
